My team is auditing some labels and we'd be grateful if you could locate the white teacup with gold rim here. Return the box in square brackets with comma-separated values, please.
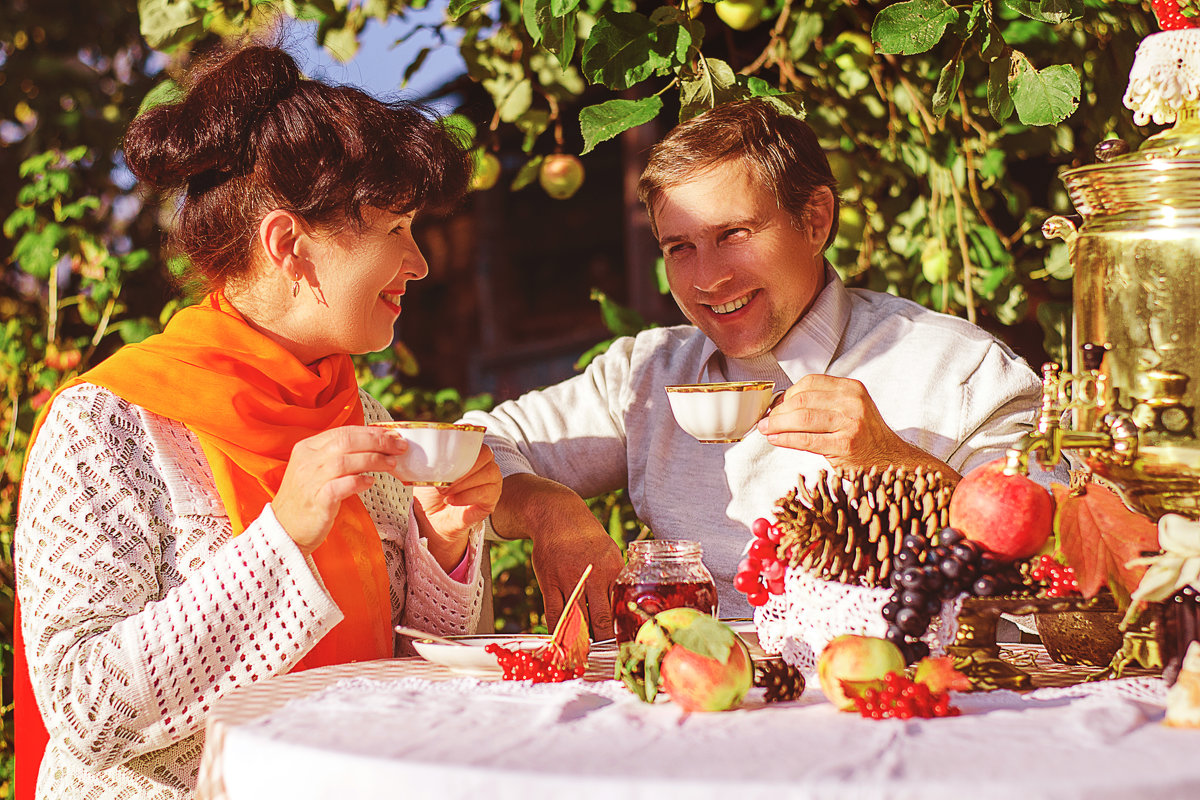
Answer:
[370, 421, 486, 486]
[664, 381, 774, 443]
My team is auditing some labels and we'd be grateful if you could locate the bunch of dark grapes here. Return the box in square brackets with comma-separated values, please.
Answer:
[882, 528, 1010, 663]
[484, 644, 585, 682]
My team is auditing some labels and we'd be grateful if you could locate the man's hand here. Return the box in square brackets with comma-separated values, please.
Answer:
[490, 473, 625, 639]
[757, 374, 960, 478]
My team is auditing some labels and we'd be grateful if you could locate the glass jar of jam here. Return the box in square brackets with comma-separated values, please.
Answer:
[610, 539, 718, 644]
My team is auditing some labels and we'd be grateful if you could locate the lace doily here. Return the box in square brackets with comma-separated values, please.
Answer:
[1123, 29, 1200, 125]
[754, 568, 961, 675]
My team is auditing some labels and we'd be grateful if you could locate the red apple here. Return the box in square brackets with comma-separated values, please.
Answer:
[629, 608, 753, 712]
[817, 634, 906, 710]
[539, 153, 585, 200]
[948, 459, 1053, 562]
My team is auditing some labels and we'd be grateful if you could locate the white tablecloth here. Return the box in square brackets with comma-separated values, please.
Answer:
[211, 670, 1195, 800]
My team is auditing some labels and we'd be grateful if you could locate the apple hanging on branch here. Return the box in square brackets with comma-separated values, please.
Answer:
[539, 153, 585, 200]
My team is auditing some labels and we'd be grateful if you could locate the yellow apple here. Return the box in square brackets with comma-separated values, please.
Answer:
[471, 151, 501, 192]
[714, 0, 765, 31]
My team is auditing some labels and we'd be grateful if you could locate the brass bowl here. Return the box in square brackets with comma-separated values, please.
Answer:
[1035, 606, 1125, 668]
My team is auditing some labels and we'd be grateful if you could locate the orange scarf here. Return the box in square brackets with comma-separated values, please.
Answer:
[16, 292, 394, 795]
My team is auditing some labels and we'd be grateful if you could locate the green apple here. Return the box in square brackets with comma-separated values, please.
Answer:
[471, 151, 501, 192]
[714, 0, 765, 31]
[539, 153, 585, 200]
[817, 634, 906, 710]
[921, 239, 951, 284]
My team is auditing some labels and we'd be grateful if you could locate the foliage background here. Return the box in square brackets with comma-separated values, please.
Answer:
[0, 0, 1159, 792]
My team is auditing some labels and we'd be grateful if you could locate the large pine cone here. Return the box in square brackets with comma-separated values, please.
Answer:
[773, 465, 955, 588]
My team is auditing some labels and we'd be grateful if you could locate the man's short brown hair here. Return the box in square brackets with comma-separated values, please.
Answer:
[637, 100, 840, 248]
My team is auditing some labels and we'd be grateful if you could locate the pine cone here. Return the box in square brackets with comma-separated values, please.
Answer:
[755, 659, 805, 702]
[774, 465, 955, 588]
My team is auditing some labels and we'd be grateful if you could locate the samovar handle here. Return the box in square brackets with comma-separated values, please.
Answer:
[1042, 215, 1079, 244]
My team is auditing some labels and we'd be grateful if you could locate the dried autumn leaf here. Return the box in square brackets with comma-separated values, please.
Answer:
[913, 655, 972, 693]
[540, 564, 591, 672]
[1053, 481, 1158, 599]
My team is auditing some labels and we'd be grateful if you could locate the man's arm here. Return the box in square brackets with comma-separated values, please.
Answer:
[461, 336, 646, 637]
[756, 373, 962, 480]
[488, 473, 624, 638]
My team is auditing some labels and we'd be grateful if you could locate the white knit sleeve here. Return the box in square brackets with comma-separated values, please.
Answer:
[401, 513, 486, 635]
[15, 386, 340, 771]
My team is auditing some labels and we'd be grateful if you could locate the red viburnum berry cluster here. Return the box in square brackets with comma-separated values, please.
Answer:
[850, 671, 960, 720]
[734, 517, 788, 607]
[1030, 554, 1080, 598]
[484, 644, 586, 682]
[1151, 0, 1199, 31]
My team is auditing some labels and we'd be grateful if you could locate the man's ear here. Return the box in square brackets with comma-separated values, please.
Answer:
[258, 209, 309, 280]
[806, 186, 835, 251]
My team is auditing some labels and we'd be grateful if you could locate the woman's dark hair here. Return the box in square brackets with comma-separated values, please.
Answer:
[123, 44, 472, 289]
[637, 100, 839, 249]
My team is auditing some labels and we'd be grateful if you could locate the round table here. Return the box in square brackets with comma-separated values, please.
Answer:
[196, 642, 1193, 800]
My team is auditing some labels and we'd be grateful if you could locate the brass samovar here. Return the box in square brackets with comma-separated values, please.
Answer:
[1006, 29, 1200, 523]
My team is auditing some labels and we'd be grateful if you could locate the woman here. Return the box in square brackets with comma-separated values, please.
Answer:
[14, 43, 499, 799]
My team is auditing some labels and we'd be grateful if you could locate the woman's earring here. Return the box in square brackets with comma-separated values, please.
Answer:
[292, 279, 300, 298]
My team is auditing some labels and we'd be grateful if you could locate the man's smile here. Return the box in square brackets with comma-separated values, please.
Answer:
[706, 290, 758, 315]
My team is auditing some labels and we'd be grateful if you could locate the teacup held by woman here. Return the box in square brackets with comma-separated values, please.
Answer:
[664, 381, 774, 443]
[373, 421, 486, 485]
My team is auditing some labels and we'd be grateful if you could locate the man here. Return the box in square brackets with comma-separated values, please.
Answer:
[463, 99, 1062, 636]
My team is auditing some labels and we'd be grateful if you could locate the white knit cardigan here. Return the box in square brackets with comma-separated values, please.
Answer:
[16, 382, 485, 799]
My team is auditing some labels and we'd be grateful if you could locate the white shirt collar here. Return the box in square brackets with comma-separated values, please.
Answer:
[697, 263, 850, 385]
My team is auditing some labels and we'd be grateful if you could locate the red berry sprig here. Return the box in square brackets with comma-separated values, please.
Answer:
[734, 517, 788, 607]
[849, 671, 960, 720]
[1029, 554, 1080, 598]
[485, 644, 586, 682]
[1151, 0, 1200, 31]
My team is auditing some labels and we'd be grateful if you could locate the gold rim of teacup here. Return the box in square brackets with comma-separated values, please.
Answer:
[664, 381, 774, 393]
[370, 421, 486, 432]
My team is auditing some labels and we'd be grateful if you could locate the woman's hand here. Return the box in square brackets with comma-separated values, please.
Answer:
[273, 426, 409, 555]
[412, 445, 502, 571]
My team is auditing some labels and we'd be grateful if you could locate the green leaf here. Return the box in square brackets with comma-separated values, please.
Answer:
[441, 113, 478, 146]
[322, 23, 361, 62]
[931, 55, 964, 117]
[987, 53, 1015, 123]
[447, 0, 489, 20]
[282, 0, 340, 22]
[590, 288, 652, 337]
[871, 0, 959, 56]
[110, 317, 159, 344]
[138, 0, 204, 51]
[669, 615, 735, 661]
[57, 196, 101, 222]
[788, 10, 824, 60]
[575, 337, 615, 371]
[515, 109, 551, 153]
[581, 12, 681, 91]
[511, 155, 544, 191]
[579, 95, 663, 154]
[402, 48, 432, 87]
[679, 57, 738, 121]
[1001, 0, 1083, 24]
[1009, 55, 1080, 126]
[3, 206, 37, 239]
[137, 78, 184, 117]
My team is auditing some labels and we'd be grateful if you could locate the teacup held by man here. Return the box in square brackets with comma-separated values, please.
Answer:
[371, 421, 485, 486]
[664, 381, 774, 443]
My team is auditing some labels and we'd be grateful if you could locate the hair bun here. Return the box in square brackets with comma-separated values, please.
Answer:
[124, 45, 301, 191]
